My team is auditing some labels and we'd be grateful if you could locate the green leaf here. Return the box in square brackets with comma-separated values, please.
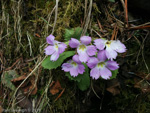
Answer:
[64, 27, 88, 41]
[73, 27, 83, 40]
[108, 0, 115, 2]
[42, 51, 75, 69]
[1, 70, 19, 90]
[77, 74, 90, 91]
[64, 28, 75, 41]
[65, 72, 84, 82]
[77, 65, 90, 91]
[110, 69, 118, 79]
[65, 64, 90, 91]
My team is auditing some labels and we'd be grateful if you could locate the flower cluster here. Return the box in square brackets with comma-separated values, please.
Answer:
[45, 34, 126, 80]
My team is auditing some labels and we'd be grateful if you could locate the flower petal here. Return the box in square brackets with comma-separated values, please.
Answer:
[44, 46, 55, 55]
[58, 43, 67, 54]
[46, 34, 55, 45]
[78, 64, 85, 74]
[62, 63, 72, 72]
[72, 55, 81, 64]
[50, 52, 59, 61]
[80, 36, 91, 45]
[111, 40, 126, 53]
[99, 67, 111, 79]
[97, 50, 107, 61]
[69, 38, 80, 48]
[70, 67, 78, 77]
[78, 51, 89, 63]
[94, 39, 106, 50]
[105, 47, 118, 60]
[106, 61, 119, 70]
[86, 45, 97, 56]
[87, 57, 99, 69]
[90, 67, 100, 79]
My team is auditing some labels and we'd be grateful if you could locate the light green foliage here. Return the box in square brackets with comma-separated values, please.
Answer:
[42, 51, 75, 69]
[64, 27, 83, 41]
[1, 70, 19, 90]
[64, 27, 89, 41]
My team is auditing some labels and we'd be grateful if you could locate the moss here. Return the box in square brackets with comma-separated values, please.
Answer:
[1, 0, 150, 112]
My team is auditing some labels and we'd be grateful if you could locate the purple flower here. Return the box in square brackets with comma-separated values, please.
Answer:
[69, 36, 97, 63]
[62, 55, 85, 77]
[87, 50, 119, 79]
[44, 34, 67, 61]
[94, 39, 126, 60]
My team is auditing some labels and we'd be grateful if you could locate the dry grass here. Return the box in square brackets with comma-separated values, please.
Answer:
[0, 0, 150, 112]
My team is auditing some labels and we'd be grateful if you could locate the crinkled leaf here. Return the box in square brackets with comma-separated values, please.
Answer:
[64, 28, 75, 41]
[77, 65, 90, 91]
[110, 69, 118, 79]
[64, 27, 88, 41]
[1, 70, 19, 90]
[73, 27, 83, 40]
[42, 51, 75, 69]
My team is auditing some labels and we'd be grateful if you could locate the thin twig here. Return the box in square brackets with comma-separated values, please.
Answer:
[51, 0, 59, 34]
[54, 88, 65, 102]
[91, 80, 101, 99]
[125, 0, 128, 27]
[82, 0, 93, 35]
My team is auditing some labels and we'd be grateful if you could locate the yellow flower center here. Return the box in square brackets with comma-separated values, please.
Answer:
[79, 45, 86, 51]
[71, 61, 77, 66]
[97, 62, 105, 68]
[106, 41, 111, 47]
[55, 43, 58, 49]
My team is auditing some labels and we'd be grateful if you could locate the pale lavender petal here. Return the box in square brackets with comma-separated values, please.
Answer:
[78, 51, 89, 63]
[111, 40, 126, 53]
[94, 39, 106, 50]
[80, 36, 91, 45]
[69, 38, 80, 48]
[87, 57, 99, 69]
[72, 55, 81, 64]
[99, 67, 111, 79]
[106, 61, 119, 70]
[97, 50, 107, 61]
[70, 67, 78, 77]
[50, 51, 59, 61]
[62, 63, 72, 72]
[105, 47, 118, 60]
[44, 46, 55, 55]
[46, 34, 55, 45]
[78, 64, 85, 74]
[90, 67, 100, 79]
[58, 43, 67, 54]
[86, 45, 97, 56]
